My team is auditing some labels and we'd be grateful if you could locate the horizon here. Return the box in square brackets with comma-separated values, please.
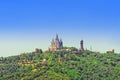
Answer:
[0, 0, 120, 57]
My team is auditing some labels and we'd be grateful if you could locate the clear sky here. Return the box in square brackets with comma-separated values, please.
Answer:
[0, 0, 120, 57]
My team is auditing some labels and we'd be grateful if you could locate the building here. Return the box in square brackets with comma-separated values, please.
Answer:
[48, 34, 63, 51]
[80, 40, 84, 51]
[106, 49, 114, 53]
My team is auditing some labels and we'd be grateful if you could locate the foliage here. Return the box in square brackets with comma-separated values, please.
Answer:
[0, 50, 120, 80]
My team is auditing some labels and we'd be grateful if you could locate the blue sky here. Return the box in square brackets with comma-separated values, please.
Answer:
[0, 0, 120, 56]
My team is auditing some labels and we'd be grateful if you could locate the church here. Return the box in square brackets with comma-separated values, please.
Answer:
[48, 34, 63, 51]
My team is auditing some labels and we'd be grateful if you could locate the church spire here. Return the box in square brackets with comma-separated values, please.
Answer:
[55, 34, 59, 40]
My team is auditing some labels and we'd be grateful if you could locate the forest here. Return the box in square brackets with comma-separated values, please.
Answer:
[0, 48, 120, 80]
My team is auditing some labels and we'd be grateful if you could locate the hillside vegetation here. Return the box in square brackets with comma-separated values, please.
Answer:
[0, 50, 120, 80]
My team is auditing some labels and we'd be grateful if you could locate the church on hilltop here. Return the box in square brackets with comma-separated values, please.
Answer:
[48, 34, 63, 51]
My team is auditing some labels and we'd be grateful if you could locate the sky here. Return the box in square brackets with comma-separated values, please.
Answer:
[0, 0, 120, 57]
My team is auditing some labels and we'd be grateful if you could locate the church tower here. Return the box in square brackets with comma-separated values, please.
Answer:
[80, 40, 84, 51]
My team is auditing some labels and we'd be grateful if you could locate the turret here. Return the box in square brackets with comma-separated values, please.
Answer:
[55, 34, 59, 40]
[51, 38, 54, 44]
[59, 39, 63, 48]
[80, 40, 84, 51]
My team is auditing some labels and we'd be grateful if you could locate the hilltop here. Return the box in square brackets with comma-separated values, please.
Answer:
[0, 48, 120, 80]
